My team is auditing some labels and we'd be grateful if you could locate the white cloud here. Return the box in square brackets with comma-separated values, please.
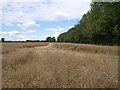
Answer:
[6, 34, 26, 41]
[25, 21, 39, 27]
[54, 31, 59, 39]
[2, 1, 91, 23]
[2, 33, 43, 41]
[0, 30, 20, 39]
[27, 30, 37, 33]
[9, 30, 19, 35]
[53, 11, 71, 21]
[0, 30, 19, 35]
[1, 1, 91, 41]
[45, 26, 66, 39]
[24, 35, 41, 40]
[17, 21, 39, 29]
[5, 23, 14, 27]
[0, 0, 91, 3]
[0, 31, 8, 34]
[45, 26, 65, 31]
[45, 26, 75, 39]
[17, 35, 26, 38]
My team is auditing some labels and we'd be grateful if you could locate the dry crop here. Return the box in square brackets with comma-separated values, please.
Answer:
[1, 42, 48, 54]
[2, 43, 118, 88]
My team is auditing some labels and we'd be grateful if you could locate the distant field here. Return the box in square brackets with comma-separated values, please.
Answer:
[1, 42, 48, 54]
[53, 43, 118, 55]
[2, 42, 118, 88]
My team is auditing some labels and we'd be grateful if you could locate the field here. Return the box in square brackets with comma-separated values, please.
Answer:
[1, 42, 118, 88]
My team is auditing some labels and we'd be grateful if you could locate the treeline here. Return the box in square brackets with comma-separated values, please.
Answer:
[57, 2, 120, 45]
[1, 36, 56, 42]
[26, 40, 40, 42]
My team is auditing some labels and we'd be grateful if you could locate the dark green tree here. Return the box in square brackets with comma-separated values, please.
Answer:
[1, 38, 5, 42]
[46, 37, 56, 42]
[46, 37, 51, 42]
[57, 2, 120, 45]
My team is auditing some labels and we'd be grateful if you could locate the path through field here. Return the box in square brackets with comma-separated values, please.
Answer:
[2, 43, 118, 88]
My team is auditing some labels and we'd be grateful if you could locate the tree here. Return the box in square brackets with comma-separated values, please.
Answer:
[57, 32, 67, 42]
[46, 37, 51, 42]
[46, 37, 56, 42]
[57, 2, 120, 45]
[1, 38, 5, 42]
[50, 37, 56, 42]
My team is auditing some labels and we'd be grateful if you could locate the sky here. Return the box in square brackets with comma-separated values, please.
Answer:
[0, 0, 91, 41]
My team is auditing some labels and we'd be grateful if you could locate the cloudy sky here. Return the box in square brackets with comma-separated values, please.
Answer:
[0, 0, 91, 41]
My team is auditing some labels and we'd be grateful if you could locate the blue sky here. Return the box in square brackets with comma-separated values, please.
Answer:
[0, 0, 91, 41]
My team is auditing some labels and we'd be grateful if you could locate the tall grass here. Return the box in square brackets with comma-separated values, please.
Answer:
[2, 43, 118, 88]
[1, 42, 48, 54]
[53, 43, 118, 55]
